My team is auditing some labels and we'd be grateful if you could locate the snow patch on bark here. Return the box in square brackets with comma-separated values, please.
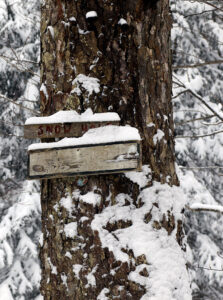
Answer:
[73, 264, 82, 279]
[60, 194, 74, 217]
[65, 251, 72, 259]
[153, 129, 165, 145]
[61, 273, 68, 288]
[125, 165, 152, 188]
[86, 11, 97, 19]
[47, 26, 54, 39]
[91, 178, 191, 299]
[118, 18, 127, 25]
[97, 288, 110, 299]
[73, 190, 101, 207]
[40, 83, 48, 99]
[72, 74, 100, 96]
[85, 265, 97, 288]
[47, 257, 57, 275]
[64, 222, 77, 238]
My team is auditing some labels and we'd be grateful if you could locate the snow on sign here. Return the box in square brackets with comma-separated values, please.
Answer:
[28, 126, 142, 179]
[24, 109, 120, 139]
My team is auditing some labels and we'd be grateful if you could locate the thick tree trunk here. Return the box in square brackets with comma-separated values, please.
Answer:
[40, 0, 185, 299]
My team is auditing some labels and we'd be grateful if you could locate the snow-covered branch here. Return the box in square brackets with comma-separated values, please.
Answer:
[187, 203, 223, 214]
[173, 76, 223, 122]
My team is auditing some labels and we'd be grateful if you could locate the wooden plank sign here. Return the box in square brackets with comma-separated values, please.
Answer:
[24, 110, 120, 139]
[24, 121, 120, 139]
[28, 141, 141, 179]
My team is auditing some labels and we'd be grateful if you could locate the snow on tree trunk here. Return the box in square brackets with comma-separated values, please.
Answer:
[40, 0, 191, 299]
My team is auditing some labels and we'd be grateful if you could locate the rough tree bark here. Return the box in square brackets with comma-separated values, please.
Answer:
[40, 0, 185, 299]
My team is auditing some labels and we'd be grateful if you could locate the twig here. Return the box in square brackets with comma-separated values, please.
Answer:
[0, 56, 40, 78]
[0, 93, 40, 115]
[172, 75, 223, 122]
[197, 0, 223, 13]
[172, 89, 189, 99]
[184, 8, 217, 17]
[174, 114, 215, 125]
[175, 129, 223, 139]
[172, 80, 185, 88]
[7, 178, 22, 188]
[173, 109, 211, 115]
[173, 59, 223, 70]
[197, 266, 223, 272]
[179, 166, 223, 170]
[0, 119, 24, 127]
[182, 0, 223, 13]
[0, 54, 39, 65]
[217, 252, 223, 260]
[173, 50, 205, 61]
[0, 133, 24, 138]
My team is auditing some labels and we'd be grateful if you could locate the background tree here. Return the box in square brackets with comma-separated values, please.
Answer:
[172, 1, 223, 299]
[0, 1, 41, 299]
[39, 0, 190, 299]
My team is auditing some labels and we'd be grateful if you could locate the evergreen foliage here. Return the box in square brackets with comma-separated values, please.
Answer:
[172, 1, 223, 298]
[0, 1, 41, 299]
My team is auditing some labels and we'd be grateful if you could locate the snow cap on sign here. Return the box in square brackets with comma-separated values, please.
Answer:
[28, 125, 141, 151]
[25, 108, 120, 125]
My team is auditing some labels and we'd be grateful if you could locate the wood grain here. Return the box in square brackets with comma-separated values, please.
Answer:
[24, 120, 119, 139]
[28, 141, 141, 179]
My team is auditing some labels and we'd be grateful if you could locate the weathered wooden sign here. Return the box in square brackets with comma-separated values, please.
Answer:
[28, 141, 141, 179]
[24, 121, 119, 139]
[24, 110, 120, 139]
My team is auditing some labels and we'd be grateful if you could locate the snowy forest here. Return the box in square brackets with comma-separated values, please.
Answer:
[0, 0, 223, 299]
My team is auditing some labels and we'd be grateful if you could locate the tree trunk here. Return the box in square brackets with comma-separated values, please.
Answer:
[40, 0, 187, 299]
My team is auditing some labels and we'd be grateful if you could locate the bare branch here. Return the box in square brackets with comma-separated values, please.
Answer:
[198, 0, 223, 13]
[172, 80, 185, 88]
[0, 54, 39, 65]
[0, 133, 24, 138]
[173, 59, 223, 70]
[0, 93, 40, 115]
[172, 75, 223, 122]
[175, 114, 215, 125]
[0, 119, 24, 127]
[173, 109, 212, 115]
[179, 166, 223, 170]
[172, 89, 189, 99]
[10, 46, 20, 62]
[0, 56, 40, 78]
[187, 89, 223, 121]
[217, 252, 223, 260]
[175, 129, 223, 139]
[184, 8, 218, 17]
[183, 0, 223, 12]
[197, 266, 223, 272]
